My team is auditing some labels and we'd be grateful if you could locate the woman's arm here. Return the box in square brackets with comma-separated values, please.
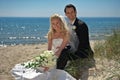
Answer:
[55, 31, 69, 57]
[48, 33, 52, 50]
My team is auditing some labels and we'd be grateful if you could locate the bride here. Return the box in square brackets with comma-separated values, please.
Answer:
[47, 13, 69, 57]
[11, 14, 76, 80]
[47, 13, 78, 69]
[47, 14, 76, 80]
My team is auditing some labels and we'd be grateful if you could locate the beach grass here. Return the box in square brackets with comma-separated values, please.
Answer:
[93, 29, 120, 80]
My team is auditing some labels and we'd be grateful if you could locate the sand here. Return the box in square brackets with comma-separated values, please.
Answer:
[0, 41, 119, 80]
[0, 41, 96, 80]
[0, 43, 47, 80]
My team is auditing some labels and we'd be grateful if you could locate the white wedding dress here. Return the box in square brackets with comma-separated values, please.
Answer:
[46, 38, 76, 80]
[52, 38, 63, 53]
[11, 38, 76, 80]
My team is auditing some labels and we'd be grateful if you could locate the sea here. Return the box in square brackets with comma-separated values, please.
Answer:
[0, 17, 120, 46]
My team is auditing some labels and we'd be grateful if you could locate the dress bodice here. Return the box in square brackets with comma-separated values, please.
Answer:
[52, 38, 63, 53]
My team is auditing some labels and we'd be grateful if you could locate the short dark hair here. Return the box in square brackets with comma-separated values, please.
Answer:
[64, 4, 76, 13]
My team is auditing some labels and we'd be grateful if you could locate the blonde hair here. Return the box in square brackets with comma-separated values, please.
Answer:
[48, 14, 69, 39]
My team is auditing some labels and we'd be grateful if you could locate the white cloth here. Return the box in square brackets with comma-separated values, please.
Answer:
[11, 63, 76, 80]
[11, 64, 47, 80]
[48, 69, 76, 80]
[67, 23, 79, 52]
[52, 38, 63, 53]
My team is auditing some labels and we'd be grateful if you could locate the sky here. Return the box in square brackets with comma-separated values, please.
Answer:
[0, 0, 120, 17]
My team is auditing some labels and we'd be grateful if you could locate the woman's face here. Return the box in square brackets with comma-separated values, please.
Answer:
[51, 18, 61, 31]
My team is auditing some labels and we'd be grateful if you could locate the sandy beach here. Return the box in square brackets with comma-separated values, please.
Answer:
[0, 40, 119, 80]
[0, 43, 48, 80]
[0, 41, 97, 80]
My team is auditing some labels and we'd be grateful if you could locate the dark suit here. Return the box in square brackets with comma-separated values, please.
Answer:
[74, 18, 94, 58]
[56, 18, 94, 70]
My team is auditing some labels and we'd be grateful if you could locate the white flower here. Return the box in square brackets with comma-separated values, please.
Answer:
[22, 50, 56, 69]
[72, 26, 76, 30]
[44, 50, 54, 55]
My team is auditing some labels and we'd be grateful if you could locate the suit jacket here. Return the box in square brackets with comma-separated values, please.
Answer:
[73, 18, 94, 58]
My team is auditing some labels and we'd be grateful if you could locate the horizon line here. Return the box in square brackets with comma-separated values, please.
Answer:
[0, 16, 120, 18]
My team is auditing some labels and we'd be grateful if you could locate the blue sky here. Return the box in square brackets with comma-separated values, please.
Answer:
[0, 0, 120, 17]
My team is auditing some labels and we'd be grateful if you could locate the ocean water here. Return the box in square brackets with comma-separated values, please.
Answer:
[0, 17, 120, 46]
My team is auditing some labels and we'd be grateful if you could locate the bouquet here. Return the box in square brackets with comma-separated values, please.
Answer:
[21, 50, 57, 71]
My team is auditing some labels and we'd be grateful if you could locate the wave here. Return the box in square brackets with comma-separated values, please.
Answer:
[0, 17, 120, 46]
[8, 36, 43, 40]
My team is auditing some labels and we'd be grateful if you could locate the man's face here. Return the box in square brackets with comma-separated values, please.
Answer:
[65, 7, 76, 21]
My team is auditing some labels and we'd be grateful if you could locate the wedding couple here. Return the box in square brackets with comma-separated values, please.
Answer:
[47, 4, 95, 80]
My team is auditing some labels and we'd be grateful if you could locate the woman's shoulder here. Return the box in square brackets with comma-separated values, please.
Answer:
[61, 30, 69, 34]
[61, 31, 69, 37]
[48, 32, 53, 40]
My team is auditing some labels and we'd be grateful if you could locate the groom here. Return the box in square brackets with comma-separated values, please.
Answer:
[64, 4, 94, 59]
[57, 4, 95, 80]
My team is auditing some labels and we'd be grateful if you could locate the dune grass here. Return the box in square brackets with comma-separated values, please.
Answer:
[93, 29, 120, 80]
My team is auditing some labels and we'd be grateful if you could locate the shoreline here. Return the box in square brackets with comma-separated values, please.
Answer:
[0, 39, 104, 47]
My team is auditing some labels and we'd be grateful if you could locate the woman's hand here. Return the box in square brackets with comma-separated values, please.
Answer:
[55, 47, 61, 57]
[43, 67, 49, 72]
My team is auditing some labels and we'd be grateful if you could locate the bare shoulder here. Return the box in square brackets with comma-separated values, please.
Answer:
[61, 31, 69, 35]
